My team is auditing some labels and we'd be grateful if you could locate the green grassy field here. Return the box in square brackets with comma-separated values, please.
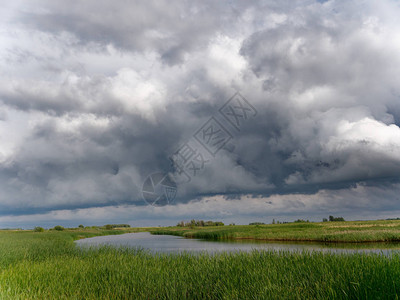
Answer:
[151, 219, 400, 243]
[0, 226, 399, 299]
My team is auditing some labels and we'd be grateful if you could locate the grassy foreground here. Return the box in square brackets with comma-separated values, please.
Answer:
[0, 229, 400, 299]
[151, 219, 400, 243]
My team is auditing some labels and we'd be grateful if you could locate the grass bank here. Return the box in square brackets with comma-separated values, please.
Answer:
[0, 227, 149, 269]
[151, 219, 400, 243]
[0, 229, 400, 299]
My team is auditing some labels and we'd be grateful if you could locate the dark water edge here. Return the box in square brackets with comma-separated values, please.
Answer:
[75, 232, 400, 255]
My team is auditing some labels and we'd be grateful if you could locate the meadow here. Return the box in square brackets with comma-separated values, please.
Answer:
[0, 223, 399, 299]
[151, 219, 400, 243]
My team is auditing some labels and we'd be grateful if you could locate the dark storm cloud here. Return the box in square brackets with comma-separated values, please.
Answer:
[0, 0, 400, 223]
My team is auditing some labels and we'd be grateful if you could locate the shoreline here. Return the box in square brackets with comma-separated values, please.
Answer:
[151, 219, 400, 244]
[165, 234, 400, 244]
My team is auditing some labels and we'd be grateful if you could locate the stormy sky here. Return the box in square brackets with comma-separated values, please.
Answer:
[1, 0, 400, 228]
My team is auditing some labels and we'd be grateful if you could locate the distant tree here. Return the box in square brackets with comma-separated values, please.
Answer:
[33, 226, 44, 232]
[177, 220, 225, 227]
[249, 222, 265, 225]
[272, 219, 276, 224]
[78, 224, 84, 229]
[328, 216, 345, 222]
[190, 219, 196, 228]
[323, 218, 328, 222]
[294, 219, 306, 223]
[103, 224, 130, 229]
[118, 224, 130, 228]
[53, 225, 64, 231]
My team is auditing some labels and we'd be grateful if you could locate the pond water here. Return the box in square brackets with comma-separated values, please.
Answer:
[75, 232, 400, 255]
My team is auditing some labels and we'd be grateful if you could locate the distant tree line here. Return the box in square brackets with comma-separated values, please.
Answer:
[177, 220, 224, 227]
[32, 224, 131, 232]
[323, 216, 345, 222]
[103, 224, 131, 229]
[246, 217, 345, 225]
[293, 219, 310, 223]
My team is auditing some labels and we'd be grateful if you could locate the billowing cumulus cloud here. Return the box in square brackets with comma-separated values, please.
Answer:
[0, 0, 400, 227]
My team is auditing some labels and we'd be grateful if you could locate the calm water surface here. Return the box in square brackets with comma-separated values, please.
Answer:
[75, 232, 400, 255]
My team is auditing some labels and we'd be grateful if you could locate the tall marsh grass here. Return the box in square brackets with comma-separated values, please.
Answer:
[0, 230, 399, 299]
